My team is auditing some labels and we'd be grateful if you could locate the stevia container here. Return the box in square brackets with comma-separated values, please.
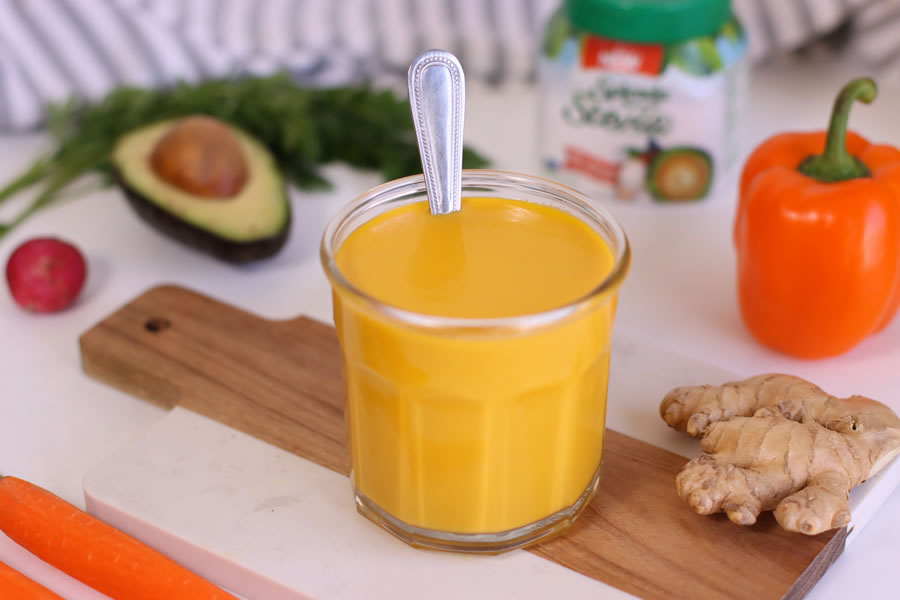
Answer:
[538, 0, 747, 203]
[320, 170, 630, 553]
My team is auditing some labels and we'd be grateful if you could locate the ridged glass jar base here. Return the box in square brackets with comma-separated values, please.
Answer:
[353, 463, 603, 554]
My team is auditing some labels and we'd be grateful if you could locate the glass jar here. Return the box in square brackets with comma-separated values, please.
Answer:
[320, 170, 630, 553]
[538, 0, 747, 203]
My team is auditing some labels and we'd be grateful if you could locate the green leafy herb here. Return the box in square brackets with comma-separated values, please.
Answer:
[0, 74, 490, 240]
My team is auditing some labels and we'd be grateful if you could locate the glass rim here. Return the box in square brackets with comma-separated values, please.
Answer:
[320, 169, 631, 332]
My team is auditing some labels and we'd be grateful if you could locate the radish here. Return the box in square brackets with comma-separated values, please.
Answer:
[5, 238, 87, 313]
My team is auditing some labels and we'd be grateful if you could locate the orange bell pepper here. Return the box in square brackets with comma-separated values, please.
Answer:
[734, 77, 900, 359]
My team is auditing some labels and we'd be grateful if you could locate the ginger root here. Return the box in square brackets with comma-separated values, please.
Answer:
[660, 374, 900, 535]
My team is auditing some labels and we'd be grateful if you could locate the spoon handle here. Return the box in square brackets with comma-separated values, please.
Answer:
[408, 50, 465, 215]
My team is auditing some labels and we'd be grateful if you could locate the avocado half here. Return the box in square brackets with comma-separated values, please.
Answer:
[112, 119, 290, 263]
[647, 147, 713, 202]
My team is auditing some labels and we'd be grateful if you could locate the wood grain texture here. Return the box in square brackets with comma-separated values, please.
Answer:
[79, 285, 846, 600]
[80, 285, 348, 475]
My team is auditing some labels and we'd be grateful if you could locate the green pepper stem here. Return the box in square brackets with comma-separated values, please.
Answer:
[798, 77, 877, 183]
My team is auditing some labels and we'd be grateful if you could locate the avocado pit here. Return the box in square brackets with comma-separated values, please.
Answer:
[150, 116, 249, 198]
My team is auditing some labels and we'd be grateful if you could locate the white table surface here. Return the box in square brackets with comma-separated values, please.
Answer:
[1, 57, 899, 599]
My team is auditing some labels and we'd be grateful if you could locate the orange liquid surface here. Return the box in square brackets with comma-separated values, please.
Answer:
[334, 197, 618, 533]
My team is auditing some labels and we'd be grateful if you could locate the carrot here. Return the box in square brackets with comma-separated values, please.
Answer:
[0, 560, 64, 599]
[0, 476, 237, 600]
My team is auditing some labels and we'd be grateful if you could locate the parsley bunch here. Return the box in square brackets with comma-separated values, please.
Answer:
[0, 74, 489, 240]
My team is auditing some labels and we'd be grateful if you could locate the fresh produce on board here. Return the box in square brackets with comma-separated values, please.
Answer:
[5, 237, 87, 313]
[661, 374, 900, 534]
[735, 77, 900, 358]
[1, 14, 899, 594]
[0, 476, 238, 600]
[0, 75, 489, 261]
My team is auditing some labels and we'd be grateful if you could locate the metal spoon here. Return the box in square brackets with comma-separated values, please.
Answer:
[408, 50, 465, 215]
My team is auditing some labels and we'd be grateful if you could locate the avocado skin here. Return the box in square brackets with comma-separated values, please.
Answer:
[116, 171, 290, 263]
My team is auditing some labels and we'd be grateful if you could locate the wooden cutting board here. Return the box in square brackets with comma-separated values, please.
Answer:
[79, 285, 847, 600]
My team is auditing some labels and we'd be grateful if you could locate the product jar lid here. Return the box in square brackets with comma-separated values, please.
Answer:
[564, 0, 732, 44]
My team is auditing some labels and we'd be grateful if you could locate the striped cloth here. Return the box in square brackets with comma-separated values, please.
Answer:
[0, 0, 895, 132]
